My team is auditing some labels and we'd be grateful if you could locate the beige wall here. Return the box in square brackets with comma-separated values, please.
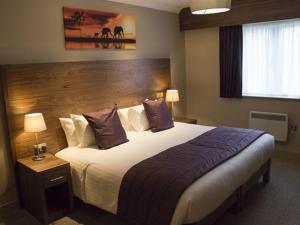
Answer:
[0, 0, 186, 206]
[0, 0, 186, 115]
[185, 27, 300, 153]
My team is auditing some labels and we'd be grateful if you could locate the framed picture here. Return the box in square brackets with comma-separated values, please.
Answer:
[63, 7, 136, 50]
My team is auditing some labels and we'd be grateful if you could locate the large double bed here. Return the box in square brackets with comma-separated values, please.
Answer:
[1, 59, 275, 225]
[56, 122, 274, 225]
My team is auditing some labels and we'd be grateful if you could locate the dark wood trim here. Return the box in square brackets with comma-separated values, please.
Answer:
[17, 154, 74, 224]
[187, 158, 272, 225]
[1, 59, 171, 160]
[179, 0, 300, 31]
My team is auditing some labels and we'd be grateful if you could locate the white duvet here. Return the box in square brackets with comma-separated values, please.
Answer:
[56, 122, 274, 225]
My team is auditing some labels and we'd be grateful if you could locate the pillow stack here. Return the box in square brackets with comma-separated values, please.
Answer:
[59, 99, 173, 149]
[59, 118, 78, 147]
[70, 114, 96, 147]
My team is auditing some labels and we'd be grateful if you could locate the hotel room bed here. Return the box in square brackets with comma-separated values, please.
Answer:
[56, 122, 275, 225]
[2, 60, 274, 225]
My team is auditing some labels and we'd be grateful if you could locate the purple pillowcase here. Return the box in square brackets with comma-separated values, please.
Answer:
[143, 99, 174, 132]
[83, 107, 128, 149]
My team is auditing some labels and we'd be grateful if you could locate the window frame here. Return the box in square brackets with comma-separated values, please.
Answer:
[242, 19, 300, 100]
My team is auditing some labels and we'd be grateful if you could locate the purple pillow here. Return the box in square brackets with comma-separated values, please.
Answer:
[143, 99, 174, 132]
[83, 107, 128, 149]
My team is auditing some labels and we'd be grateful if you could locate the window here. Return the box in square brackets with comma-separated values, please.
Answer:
[242, 19, 300, 99]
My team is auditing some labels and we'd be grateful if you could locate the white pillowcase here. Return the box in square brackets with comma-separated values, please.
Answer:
[70, 114, 96, 148]
[59, 118, 78, 147]
[128, 105, 150, 132]
[117, 107, 133, 131]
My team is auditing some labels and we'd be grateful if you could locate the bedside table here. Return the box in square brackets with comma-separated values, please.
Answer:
[17, 153, 74, 225]
[174, 117, 197, 124]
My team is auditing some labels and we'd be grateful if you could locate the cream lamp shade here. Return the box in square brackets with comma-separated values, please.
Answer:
[190, 0, 231, 15]
[24, 113, 47, 133]
[166, 90, 180, 102]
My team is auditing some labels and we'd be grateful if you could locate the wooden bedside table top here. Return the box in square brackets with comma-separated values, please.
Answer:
[174, 117, 197, 124]
[17, 153, 68, 173]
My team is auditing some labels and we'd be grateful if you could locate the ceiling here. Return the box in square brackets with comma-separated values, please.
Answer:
[106, 0, 190, 13]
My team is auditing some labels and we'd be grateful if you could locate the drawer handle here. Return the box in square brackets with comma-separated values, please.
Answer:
[50, 176, 65, 182]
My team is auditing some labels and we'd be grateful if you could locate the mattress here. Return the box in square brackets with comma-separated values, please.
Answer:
[56, 122, 274, 225]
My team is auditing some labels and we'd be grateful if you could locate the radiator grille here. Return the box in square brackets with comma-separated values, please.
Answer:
[249, 111, 288, 142]
[251, 113, 287, 121]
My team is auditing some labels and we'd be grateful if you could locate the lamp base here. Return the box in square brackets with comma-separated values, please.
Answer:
[32, 155, 45, 161]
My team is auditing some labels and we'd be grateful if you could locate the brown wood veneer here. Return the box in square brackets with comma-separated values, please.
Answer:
[0, 59, 171, 160]
[180, 0, 300, 31]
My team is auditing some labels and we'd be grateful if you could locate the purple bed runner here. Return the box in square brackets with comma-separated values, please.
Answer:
[117, 126, 265, 225]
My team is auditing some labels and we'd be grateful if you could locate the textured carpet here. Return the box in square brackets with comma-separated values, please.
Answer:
[0, 151, 299, 225]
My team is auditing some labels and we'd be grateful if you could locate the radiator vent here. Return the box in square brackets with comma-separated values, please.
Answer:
[249, 111, 288, 142]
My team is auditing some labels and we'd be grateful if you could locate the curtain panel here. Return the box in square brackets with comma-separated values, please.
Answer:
[219, 25, 243, 98]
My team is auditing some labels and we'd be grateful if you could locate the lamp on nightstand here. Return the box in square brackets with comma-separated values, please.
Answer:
[24, 113, 47, 161]
[166, 89, 180, 119]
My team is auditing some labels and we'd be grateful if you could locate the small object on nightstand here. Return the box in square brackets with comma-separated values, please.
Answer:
[17, 153, 74, 225]
[174, 117, 197, 124]
[24, 113, 47, 161]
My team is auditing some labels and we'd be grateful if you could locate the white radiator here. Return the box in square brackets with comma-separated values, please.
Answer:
[249, 111, 288, 142]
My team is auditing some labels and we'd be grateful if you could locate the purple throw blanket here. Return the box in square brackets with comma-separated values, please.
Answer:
[117, 127, 265, 225]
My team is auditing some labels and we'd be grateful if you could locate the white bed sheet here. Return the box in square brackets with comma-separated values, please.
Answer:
[56, 122, 274, 225]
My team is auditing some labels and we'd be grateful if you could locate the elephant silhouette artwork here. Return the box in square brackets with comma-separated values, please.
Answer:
[94, 27, 113, 38]
[113, 26, 124, 39]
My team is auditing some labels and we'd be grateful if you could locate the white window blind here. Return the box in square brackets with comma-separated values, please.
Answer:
[242, 19, 300, 99]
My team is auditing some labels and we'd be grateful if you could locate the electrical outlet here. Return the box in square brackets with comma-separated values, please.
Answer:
[290, 125, 298, 132]
[34, 143, 47, 153]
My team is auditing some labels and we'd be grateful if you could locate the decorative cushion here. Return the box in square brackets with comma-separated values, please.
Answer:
[59, 118, 78, 147]
[143, 99, 174, 132]
[128, 105, 150, 132]
[83, 107, 128, 149]
[70, 114, 96, 147]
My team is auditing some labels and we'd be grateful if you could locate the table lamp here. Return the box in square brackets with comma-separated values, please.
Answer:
[24, 113, 47, 161]
[166, 89, 180, 119]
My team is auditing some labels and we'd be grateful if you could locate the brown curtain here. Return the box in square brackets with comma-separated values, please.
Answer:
[219, 25, 243, 98]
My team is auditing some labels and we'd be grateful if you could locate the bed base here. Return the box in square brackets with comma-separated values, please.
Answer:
[187, 158, 271, 225]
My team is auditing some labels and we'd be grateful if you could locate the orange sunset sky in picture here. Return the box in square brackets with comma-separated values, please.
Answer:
[63, 7, 136, 50]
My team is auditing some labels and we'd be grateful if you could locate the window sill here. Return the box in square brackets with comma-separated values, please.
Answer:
[242, 95, 300, 101]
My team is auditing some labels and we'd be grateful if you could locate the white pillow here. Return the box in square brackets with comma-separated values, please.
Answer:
[70, 114, 96, 147]
[117, 107, 133, 131]
[59, 118, 78, 147]
[128, 105, 150, 132]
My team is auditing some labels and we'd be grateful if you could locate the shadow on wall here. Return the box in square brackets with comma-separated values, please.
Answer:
[0, 148, 8, 196]
[0, 89, 9, 196]
[0, 84, 15, 206]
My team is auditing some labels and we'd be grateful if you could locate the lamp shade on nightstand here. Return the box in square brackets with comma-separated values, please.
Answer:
[24, 113, 47, 133]
[166, 90, 180, 102]
[24, 113, 47, 161]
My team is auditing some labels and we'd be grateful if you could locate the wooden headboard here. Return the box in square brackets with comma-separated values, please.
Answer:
[0, 59, 171, 160]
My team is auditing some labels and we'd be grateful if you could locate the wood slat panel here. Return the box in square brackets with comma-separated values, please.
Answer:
[1, 59, 171, 159]
[180, 0, 300, 30]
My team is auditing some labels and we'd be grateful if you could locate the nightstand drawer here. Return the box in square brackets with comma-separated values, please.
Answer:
[44, 168, 67, 188]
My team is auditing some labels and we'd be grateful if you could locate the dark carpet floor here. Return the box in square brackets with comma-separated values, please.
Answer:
[0, 151, 299, 225]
